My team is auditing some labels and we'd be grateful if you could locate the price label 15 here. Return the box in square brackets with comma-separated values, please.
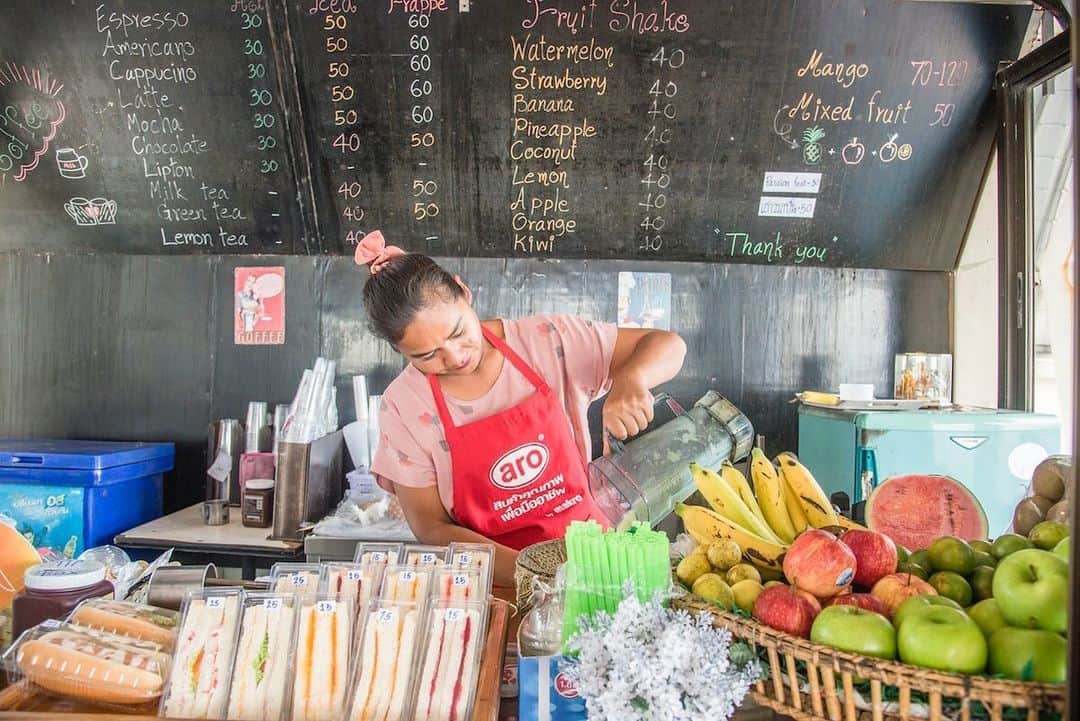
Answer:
[455, 553, 472, 566]
[452, 574, 469, 587]
[369, 551, 387, 562]
[316, 600, 337, 613]
[206, 597, 225, 609]
[420, 553, 437, 564]
[400, 570, 417, 582]
[445, 608, 464, 622]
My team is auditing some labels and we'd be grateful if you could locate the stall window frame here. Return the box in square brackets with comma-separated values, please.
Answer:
[996, 31, 1071, 410]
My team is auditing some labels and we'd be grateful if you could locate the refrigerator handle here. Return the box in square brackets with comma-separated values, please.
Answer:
[857, 447, 878, 504]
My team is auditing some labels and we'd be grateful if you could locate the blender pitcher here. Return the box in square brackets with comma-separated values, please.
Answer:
[588, 390, 753, 529]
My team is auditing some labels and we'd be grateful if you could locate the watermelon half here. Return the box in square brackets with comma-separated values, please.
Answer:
[864, 474, 989, 551]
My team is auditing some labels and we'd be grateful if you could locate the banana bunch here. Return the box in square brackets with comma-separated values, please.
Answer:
[678, 451, 868, 575]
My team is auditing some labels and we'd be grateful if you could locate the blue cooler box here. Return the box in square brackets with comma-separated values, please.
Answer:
[0, 439, 174, 558]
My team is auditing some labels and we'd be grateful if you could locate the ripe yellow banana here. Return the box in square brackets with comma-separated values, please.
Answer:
[690, 463, 784, 544]
[749, 448, 797, 544]
[781, 475, 810, 535]
[776, 451, 838, 528]
[719, 460, 768, 524]
[800, 390, 841, 406]
[830, 515, 868, 532]
[674, 503, 787, 572]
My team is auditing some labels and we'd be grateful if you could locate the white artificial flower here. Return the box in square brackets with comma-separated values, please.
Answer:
[562, 595, 760, 721]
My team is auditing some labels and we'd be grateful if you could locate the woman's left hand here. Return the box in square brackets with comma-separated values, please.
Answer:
[602, 373, 655, 453]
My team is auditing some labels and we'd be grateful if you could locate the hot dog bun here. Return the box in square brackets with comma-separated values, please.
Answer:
[16, 630, 164, 705]
[70, 600, 179, 649]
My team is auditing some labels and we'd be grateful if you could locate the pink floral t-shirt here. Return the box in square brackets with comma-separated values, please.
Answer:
[371, 314, 618, 517]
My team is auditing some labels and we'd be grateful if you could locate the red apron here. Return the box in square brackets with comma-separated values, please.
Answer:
[427, 325, 606, 550]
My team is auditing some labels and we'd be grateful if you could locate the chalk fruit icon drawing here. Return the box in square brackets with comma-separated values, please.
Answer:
[64, 197, 117, 226]
[0, 62, 67, 188]
[841, 137, 865, 165]
[897, 143, 913, 161]
[55, 147, 88, 179]
[802, 126, 826, 165]
[879, 134, 900, 163]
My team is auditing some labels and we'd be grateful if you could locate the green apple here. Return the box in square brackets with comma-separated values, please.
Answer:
[928, 571, 973, 607]
[988, 627, 1066, 683]
[970, 566, 995, 602]
[967, 599, 1008, 638]
[991, 534, 1033, 559]
[1028, 521, 1068, 551]
[810, 605, 896, 660]
[1052, 536, 1070, 561]
[993, 549, 1069, 633]
[896, 545, 911, 564]
[898, 606, 987, 674]
[892, 594, 962, 629]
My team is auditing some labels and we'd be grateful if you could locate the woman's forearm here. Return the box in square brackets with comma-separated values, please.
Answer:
[412, 520, 520, 587]
[612, 330, 686, 389]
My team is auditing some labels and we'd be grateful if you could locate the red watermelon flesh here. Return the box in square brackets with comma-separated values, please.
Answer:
[864, 474, 989, 551]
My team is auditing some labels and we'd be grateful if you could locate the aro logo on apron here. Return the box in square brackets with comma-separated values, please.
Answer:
[489, 440, 550, 490]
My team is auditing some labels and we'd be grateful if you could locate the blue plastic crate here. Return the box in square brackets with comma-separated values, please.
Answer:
[0, 439, 174, 557]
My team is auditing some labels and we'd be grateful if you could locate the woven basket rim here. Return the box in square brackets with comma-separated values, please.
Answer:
[673, 596, 1066, 708]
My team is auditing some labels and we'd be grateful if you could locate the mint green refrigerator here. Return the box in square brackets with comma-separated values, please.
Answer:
[796, 406, 1060, 537]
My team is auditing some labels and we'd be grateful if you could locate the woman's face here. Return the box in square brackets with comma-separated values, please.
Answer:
[396, 291, 485, 376]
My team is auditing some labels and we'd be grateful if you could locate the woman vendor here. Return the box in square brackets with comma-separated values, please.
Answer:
[358, 231, 687, 586]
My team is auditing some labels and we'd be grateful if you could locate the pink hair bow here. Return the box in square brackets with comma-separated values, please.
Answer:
[354, 230, 406, 274]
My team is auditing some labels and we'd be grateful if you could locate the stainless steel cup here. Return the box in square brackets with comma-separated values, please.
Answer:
[202, 499, 230, 525]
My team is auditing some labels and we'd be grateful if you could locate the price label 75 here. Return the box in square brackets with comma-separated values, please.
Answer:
[377, 608, 396, 623]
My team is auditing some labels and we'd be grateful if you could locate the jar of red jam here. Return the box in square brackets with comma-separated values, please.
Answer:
[12, 559, 113, 638]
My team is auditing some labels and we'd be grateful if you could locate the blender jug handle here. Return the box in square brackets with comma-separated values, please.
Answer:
[604, 392, 686, 455]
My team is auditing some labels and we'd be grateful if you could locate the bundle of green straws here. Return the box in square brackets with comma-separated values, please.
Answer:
[561, 519, 671, 644]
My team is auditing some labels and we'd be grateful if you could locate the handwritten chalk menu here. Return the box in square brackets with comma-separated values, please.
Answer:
[0, 1, 302, 253]
[288, 0, 1027, 268]
[0, 1, 1028, 268]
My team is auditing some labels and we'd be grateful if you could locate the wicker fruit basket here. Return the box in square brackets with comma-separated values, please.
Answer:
[672, 596, 1065, 721]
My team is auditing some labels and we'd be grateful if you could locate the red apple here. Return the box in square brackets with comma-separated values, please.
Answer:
[824, 592, 891, 617]
[870, 573, 937, 617]
[752, 584, 821, 638]
[841, 530, 898, 589]
[783, 529, 857, 599]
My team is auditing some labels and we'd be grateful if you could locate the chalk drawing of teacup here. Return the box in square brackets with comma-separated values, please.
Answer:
[65, 197, 117, 226]
[56, 148, 88, 179]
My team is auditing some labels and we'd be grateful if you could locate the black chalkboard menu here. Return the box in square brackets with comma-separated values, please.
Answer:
[0, 0, 1030, 269]
[0, 1, 305, 253]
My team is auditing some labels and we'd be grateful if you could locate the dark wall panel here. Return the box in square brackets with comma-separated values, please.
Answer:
[0, 253, 950, 511]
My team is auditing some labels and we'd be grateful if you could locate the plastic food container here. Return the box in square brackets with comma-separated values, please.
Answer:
[291, 594, 354, 721]
[3, 620, 169, 708]
[68, 598, 179, 650]
[320, 562, 383, 611]
[379, 565, 434, 607]
[446, 542, 495, 596]
[12, 560, 114, 639]
[409, 601, 488, 721]
[346, 601, 424, 721]
[268, 562, 321, 594]
[160, 589, 244, 719]
[226, 593, 298, 721]
[354, 542, 404, 566]
[430, 567, 485, 605]
[401, 544, 448, 567]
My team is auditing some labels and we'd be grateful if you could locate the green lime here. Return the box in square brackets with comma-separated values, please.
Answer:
[970, 566, 995, 601]
[929, 571, 973, 607]
[897, 561, 929, 580]
[909, 549, 931, 569]
[969, 540, 993, 555]
[927, 536, 976, 575]
[972, 551, 996, 569]
[991, 534, 1034, 560]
